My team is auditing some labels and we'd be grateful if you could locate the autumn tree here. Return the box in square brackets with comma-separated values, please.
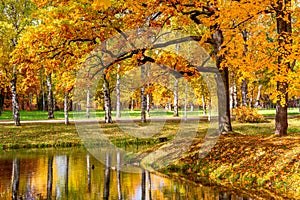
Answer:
[0, 0, 35, 125]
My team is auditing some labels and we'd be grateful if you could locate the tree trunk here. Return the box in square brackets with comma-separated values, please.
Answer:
[11, 67, 21, 126]
[64, 92, 69, 125]
[141, 65, 147, 123]
[47, 74, 54, 119]
[173, 79, 179, 117]
[42, 78, 46, 111]
[201, 94, 207, 116]
[103, 73, 113, 123]
[116, 64, 121, 118]
[86, 87, 90, 118]
[47, 156, 53, 200]
[0, 90, 4, 116]
[241, 79, 248, 106]
[212, 30, 232, 133]
[184, 82, 188, 120]
[12, 158, 20, 200]
[275, 0, 292, 136]
[254, 85, 262, 108]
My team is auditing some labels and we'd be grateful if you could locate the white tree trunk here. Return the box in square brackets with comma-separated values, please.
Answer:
[86, 87, 90, 118]
[173, 79, 179, 117]
[47, 74, 54, 119]
[64, 92, 69, 125]
[255, 85, 262, 108]
[116, 64, 121, 118]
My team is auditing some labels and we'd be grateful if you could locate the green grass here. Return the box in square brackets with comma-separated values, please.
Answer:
[0, 109, 206, 121]
[0, 107, 299, 121]
[257, 107, 300, 116]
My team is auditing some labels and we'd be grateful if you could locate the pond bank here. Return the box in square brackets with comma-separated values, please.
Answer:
[1, 121, 300, 199]
[149, 133, 300, 200]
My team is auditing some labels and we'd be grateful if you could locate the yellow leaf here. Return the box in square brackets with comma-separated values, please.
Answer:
[92, 0, 111, 10]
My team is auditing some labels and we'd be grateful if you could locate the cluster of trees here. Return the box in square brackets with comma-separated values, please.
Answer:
[1, 0, 300, 135]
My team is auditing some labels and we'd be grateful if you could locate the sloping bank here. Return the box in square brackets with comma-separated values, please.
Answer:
[138, 133, 300, 200]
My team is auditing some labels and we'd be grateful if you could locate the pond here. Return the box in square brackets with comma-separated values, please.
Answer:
[0, 148, 251, 200]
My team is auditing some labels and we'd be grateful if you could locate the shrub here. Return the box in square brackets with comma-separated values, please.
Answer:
[233, 106, 265, 123]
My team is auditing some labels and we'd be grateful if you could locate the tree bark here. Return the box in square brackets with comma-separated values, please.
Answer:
[12, 158, 20, 200]
[11, 66, 21, 126]
[275, 0, 292, 136]
[64, 92, 69, 125]
[173, 79, 179, 117]
[241, 79, 248, 106]
[254, 85, 262, 108]
[86, 87, 90, 118]
[47, 74, 54, 119]
[116, 64, 121, 118]
[212, 30, 232, 133]
[201, 94, 207, 116]
[0, 90, 4, 116]
[141, 65, 147, 123]
[103, 73, 113, 123]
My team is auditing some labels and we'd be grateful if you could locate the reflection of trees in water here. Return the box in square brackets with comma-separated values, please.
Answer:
[12, 158, 20, 200]
[117, 152, 122, 200]
[103, 153, 111, 200]
[1, 151, 255, 199]
[47, 156, 53, 200]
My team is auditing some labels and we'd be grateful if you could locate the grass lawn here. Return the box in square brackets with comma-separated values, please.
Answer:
[0, 107, 299, 121]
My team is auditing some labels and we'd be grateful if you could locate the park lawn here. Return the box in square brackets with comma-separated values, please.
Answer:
[0, 118, 300, 199]
[0, 107, 299, 122]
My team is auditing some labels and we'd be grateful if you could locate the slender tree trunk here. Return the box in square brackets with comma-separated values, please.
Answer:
[116, 64, 121, 118]
[103, 153, 111, 200]
[190, 103, 194, 112]
[212, 30, 232, 133]
[233, 82, 238, 108]
[64, 92, 69, 125]
[11, 67, 20, 126]
[275, 0, 292, 136]
[141, 65, 147, 123]
[0, 90, 4, 116]
[202, 94, 207, 116]
[47, 74, 54, 119]
[241, 79, 248, 106]
[131, 97, 134, 111]
[173, 79, 179, 117]
[42, 78, 46, 111]
[47, 156, 53, 200]
[103, 73, 113, 123]
[184, 82, 188, 120]
[12, 158, 20, 200]
[86, 87, 90, 118]
[254, 85, 262, 108]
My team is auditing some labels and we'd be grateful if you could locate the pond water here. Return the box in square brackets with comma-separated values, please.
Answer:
[0, 148, 251, 200]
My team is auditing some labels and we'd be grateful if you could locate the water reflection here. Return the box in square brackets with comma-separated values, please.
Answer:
[0, 148, 251, 200]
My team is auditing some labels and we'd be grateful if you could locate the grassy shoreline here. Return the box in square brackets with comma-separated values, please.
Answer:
[0, 119, 300, 199]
